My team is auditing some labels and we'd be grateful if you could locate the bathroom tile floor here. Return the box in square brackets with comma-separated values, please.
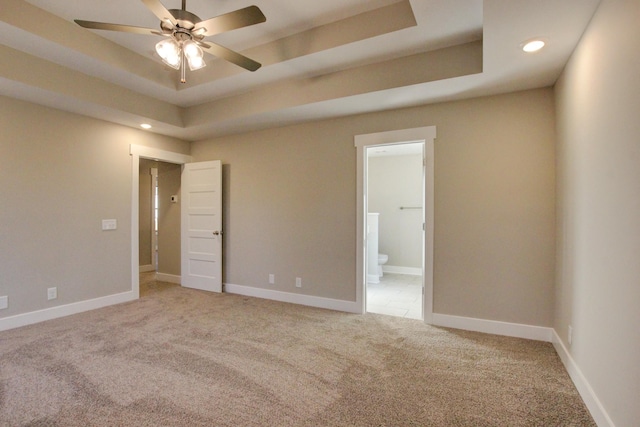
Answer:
[366, 273, 423, 320]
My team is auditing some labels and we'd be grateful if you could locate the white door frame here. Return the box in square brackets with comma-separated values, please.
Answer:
[354, 127, 436, 323]
[130, 145, 193, 298]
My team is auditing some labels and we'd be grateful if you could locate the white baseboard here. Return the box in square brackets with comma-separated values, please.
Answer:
[224, 283, 361, 314]
[0, 291, 137, 332]
[432, 313, 553, 342]
[156, 273, 181, 284]
[552, 331, 615, 427]
[430, 315, 612, 425]
[139, 264, 155, 273]
[367, 274, 380, 284]
[382, 265, 422, 276]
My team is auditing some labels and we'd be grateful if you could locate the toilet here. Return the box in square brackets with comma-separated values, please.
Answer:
[378, 253, 389, 277]
[367, 213, 389, 284]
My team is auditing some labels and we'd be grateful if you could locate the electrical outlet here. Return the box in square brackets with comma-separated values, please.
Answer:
[47, 287, 57, 301]
[568, 325, 573, 346]
[0, 296, 8, 310]
[295, 277, 302, 288]
[268, 274, 275, 285]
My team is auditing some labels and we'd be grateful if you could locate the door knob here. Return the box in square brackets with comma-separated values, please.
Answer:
[212, 231, 223, 236]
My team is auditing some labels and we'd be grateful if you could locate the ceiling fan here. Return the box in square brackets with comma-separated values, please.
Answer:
[75, 0, 266, 83]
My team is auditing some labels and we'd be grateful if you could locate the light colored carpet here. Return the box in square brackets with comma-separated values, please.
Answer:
[0, 275, 595, 426]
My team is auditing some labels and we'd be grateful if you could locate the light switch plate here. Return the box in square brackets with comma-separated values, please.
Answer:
[102, 219, 117, 230]
[0, 296, 8, 310]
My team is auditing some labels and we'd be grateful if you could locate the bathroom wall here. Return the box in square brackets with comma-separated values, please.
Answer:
[368, 153, 423, 273]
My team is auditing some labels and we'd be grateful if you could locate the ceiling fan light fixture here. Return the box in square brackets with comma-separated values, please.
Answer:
[187, 56, 206, 71]
[156, 39, 181, 67]
[183, 40, 202, 59]
[163, 55, 182, 70]
[183, 40, 205, 70]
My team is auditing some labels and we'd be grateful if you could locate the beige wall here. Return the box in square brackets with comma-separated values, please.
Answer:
[194, 122, 357, 301]
[139, 159, 155, 267]
[192, 88, 556, 326]
[554, 0, 640, 425]
[0, 96, 189, 318]
[156, 161, 182, 276]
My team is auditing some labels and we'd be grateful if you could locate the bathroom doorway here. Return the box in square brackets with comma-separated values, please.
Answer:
[354, 126, 435, 323]
[365, 143, 425, 319]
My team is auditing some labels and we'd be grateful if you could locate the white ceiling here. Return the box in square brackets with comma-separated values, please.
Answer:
[0, 0, 600, 141]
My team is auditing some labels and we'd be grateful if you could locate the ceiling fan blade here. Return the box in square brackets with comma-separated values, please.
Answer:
[200, 42, 261, 72]
[141, 0, 178, 27]
[193, 6, 266, 36]
[75, 20, 162, 36]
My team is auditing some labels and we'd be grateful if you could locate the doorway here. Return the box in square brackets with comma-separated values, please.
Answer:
[354, 127, 435, 323]
[366, 143, 425, 319]
[130, 145, 192, 299]
[130, 145, 224, 298]
[138, 159, 182, 284]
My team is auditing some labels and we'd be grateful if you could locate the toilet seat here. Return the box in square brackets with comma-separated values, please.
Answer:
[378, 253, 388, 277]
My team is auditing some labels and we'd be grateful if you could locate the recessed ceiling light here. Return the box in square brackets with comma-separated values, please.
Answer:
[522, 40, 546, 53]
[140, 123, 152, 129]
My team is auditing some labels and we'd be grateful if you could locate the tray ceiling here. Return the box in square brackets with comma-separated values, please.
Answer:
[0, 0, 600, 140]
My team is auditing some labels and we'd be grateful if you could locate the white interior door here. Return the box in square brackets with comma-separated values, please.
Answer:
[181, 160, 223, 292]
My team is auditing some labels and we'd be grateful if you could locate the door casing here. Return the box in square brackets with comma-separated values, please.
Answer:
[354, 127, 435, 323]
[130, 145, 193, 298]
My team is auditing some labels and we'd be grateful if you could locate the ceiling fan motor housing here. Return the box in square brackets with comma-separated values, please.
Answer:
[162, 9, 200, 31]
[160, 9, 206, 43]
